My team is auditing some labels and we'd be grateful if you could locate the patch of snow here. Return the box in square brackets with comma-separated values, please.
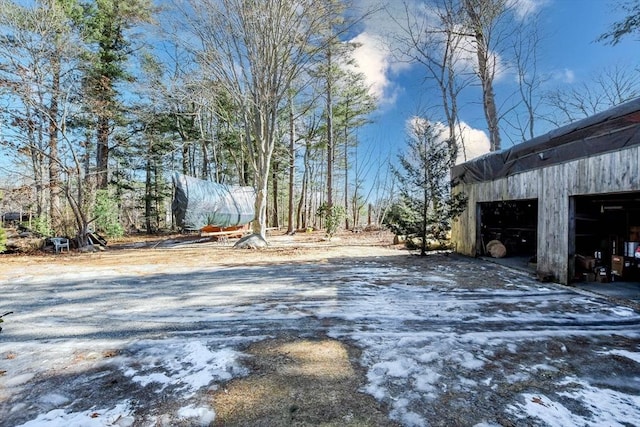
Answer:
[38, 394, 70, 406]
[16, 401, 134, 427]
[457, 376, 478, 388]
[124, 340, 246, 394]
[371, 357, 417, 378]
[508, 394, 581, 426]
[127, 372, 173, 390]
[558, 378, 640, 425]
[454, 350, 485, 370]
[413, 370, 440, 392]
[510, 379, 640, 427]
[416, 351, 440, 363]
[601, 349, 640, 363]
[176, 405, 215, 426]
[4, 372, 35, 387]
[608, 306, 636, 317]
[390, 398, 426, 427]
[506, 372, 530, 383]
[531, 363, 559, 373]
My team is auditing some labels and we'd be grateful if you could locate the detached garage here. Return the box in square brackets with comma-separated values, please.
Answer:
[451, 97, 640, 284]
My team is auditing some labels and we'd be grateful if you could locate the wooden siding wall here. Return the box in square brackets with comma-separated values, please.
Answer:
[451, 145, 640, 284]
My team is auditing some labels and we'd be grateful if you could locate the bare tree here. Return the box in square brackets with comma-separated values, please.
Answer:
[0, 0, 84, 234]
[462, 0, 515, 152]
[504, 13, 548, 143]
[295, 111, 323, 230]
[178, 0, 343, 239]
[390, 0, 472, 163]
[545, 64, 640, 126]
[286, 94, 296, 234]
[336, 69, 375, 229]
[284, 83, 317, 234]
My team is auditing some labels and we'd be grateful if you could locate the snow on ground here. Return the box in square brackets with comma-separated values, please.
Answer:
[1, 250, 640, 426]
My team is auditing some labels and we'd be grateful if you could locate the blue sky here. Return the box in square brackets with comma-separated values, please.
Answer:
[1, 0, 637, 194]
[350, 0, 639, 169]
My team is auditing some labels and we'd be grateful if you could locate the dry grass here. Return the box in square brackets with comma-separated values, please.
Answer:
[211, 338, 399, 427]
[0, 229, 401, 273]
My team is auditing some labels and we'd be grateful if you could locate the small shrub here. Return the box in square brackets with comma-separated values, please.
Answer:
[30, 216, 53, 237]
[0, 227, 6, 253]
[317, 203, 345, 240]
[94, 189, 124, 238]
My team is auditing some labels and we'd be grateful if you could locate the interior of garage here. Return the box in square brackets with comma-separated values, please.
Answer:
[573, 192, 640, 283]
[477, 200, 538, 266]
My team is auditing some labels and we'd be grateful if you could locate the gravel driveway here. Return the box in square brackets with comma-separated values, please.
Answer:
[1, 237, 639, 426]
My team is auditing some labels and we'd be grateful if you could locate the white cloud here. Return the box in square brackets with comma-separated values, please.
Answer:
[403, 117, 490, 165]
[507, 0, 550, 21]
[456, 122, 491, 164]
[346, 2, 416, 105]
[349, 32, 396, 104]
[556, 68, 575, 84]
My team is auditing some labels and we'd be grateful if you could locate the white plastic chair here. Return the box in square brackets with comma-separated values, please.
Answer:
[51, 237, 70, 253]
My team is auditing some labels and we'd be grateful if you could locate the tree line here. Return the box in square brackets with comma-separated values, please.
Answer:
[0, 0, 380, 243]
[0, 0, 638, 246]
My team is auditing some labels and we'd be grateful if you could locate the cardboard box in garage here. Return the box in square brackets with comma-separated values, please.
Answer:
[576, 254, 596, 271]
[611, 255, 625, 277]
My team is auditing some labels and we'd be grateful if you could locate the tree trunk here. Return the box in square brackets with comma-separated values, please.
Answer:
[248, 106, 275, 239]
[49, 55, 62, 234]
[154, 159, 162, 231]
[271, 161, 279, 229]
[287, 98, 295, 234]
[476, 42, 501, 151]
[201, 140, 210, 180]
[145, 152, 153, 233]
[343, 123, 349, 230]
[421, 187, 428, 256]
[252, 179, 268, 238]
[296, 144, 309, 230]
[96, 116, 110, 188]
[326, 47, 334, 208]
[25, 106, 44, 220]
[182, 143, 190, 176]
[465, 0, 502, 152]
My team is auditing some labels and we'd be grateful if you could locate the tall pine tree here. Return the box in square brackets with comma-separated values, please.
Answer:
[81, 0, 152, 189]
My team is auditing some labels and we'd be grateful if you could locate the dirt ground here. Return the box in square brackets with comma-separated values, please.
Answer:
[0, 229, 396, 271]
[2, 229, 640, 426]
[1, 230, 404, 426]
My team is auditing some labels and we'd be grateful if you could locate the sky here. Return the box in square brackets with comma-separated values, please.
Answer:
[1, 0, 638, 200]
[348, 0, 640, 169]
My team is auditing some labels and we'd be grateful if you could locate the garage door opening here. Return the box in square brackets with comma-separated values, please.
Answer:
[572, 192, 640, 283]
[477, 199, 538, 263]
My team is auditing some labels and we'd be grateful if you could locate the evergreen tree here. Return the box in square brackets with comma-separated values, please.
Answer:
[389, 118, 466, 256]
[80, 0, 153, 189]
[598, 0, 640, 45]
[333, 69, 375, 229]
